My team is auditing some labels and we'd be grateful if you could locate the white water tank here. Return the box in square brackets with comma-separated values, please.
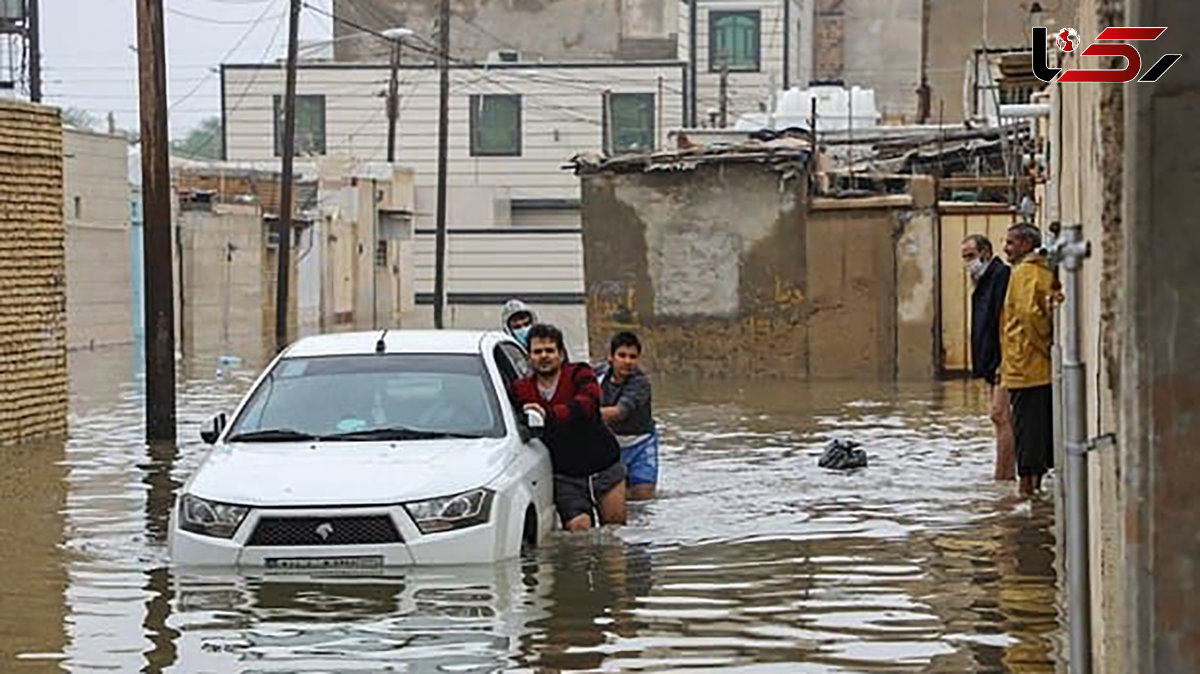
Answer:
[734, 83, 881, 133]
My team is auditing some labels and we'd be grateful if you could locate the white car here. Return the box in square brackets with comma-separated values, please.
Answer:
[169, 330, 556, 569]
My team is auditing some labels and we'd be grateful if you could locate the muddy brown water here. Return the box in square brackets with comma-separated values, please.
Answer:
[0, 346, 1060, 673]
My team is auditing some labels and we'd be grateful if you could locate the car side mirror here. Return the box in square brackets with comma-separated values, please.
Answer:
[200, 413, 227, 445]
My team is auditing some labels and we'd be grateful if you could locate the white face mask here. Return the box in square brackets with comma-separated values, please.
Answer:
[967, 257, 988, 280]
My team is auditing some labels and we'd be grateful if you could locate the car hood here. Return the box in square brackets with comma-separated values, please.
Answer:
[187, 437, 516, 507]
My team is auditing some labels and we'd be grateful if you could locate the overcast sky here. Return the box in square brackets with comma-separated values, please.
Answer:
[41, 0, 332, 137]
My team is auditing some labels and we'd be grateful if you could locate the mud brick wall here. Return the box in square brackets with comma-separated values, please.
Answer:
[0, 102, 67, 444]
[581, 162, 809, 379]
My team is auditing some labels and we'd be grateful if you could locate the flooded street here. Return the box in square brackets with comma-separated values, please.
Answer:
[1, 346, 1060, 673]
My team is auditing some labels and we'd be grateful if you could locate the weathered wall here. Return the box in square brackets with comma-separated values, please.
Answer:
[925, 0, 1068, 122]
[176, 204, 270, 364]
[582, 161, 807, 378]
[0, 102, 67, 444]
[806, 198, 901, 379]
[581, 164, 941, 379]
[1120, 0, 1200, 671]
[1053, 1, 1127, 670]
[332, 0, 677, 62]
[814, 0, 922, 120]
[895, 178, 937, 379]
[63, 128, 132, 350]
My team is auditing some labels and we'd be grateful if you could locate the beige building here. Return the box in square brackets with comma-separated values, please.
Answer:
[332, 0, 681, 63]
[0, 101, 67, 445]
[331, 0, 814, 126]
[681, 0, 814, 123]
[221, 61, 686, 352]
[63, 127, 133, 351]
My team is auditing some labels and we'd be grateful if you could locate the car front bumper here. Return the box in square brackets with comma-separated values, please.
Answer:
[169, 502, 508, 568]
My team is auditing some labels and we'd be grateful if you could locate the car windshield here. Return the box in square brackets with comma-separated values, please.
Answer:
[226, 353, 505, 441]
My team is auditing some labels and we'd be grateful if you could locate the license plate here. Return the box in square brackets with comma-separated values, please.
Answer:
[265, 555, 384, 571]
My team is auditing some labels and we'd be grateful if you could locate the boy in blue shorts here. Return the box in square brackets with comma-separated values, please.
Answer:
[596, 331, 658, 500]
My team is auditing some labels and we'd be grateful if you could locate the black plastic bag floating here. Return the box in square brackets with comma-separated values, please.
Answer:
[818, 439, 868, 470]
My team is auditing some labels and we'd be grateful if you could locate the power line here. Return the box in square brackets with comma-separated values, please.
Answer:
[167, 6, 284, 25]
[171, 0, 282, 109]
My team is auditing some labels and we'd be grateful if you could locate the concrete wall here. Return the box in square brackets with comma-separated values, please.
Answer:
[63, 128, 132, 350]
[581, 161, 806, 377]
[813, 0, 922, 121]
[1047, 0, 1200, 671]
[0, 102, 67, 444]
[1118, 0, 1200, 670]
[580, 162, 937, 379]
[175, 203, 271, 364]
[332, 0, 678, 62]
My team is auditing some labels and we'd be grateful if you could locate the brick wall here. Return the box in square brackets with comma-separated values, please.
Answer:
[0, 102, 67, 444]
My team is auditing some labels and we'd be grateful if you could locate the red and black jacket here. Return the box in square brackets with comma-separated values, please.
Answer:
[508, 362, 620, 477]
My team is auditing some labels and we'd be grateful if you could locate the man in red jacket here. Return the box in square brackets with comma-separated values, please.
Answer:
[509, 323, 627, 531]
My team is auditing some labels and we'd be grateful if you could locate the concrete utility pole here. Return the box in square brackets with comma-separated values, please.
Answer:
[688, 0, 697, 126]
[386, 37, 401, 163]
[135, 0, 176, 441]
[27, 0, 40, 102]
[275, 0, 301, 352]
[718, 64, 728, 128]
[433, 0, 450, 329]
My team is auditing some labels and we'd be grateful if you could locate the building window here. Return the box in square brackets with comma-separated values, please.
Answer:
[709, 10, 761, 72]
[273, 94, 326, 157]
[603, 93, 656, 154]
[73, 196, 83, 220]
[375, 240, 388, 267]
[469, 94, 522, 157]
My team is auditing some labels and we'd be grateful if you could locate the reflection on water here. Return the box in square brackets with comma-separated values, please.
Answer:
[0, 342, 1061, 672]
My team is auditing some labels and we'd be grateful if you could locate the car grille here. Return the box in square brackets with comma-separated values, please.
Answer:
[246, 515, 402, 547]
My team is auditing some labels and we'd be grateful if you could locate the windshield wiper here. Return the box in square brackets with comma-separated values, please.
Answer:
[320, 426, 487, 441]
[225, 428, 321, 443]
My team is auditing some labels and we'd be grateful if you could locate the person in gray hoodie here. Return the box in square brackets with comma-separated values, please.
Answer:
[596, 331, 658, 500]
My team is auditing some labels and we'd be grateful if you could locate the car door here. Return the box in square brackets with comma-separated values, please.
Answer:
[493, 343, 556, 540]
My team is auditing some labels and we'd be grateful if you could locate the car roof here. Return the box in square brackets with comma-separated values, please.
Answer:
[282, 329, 506, 358]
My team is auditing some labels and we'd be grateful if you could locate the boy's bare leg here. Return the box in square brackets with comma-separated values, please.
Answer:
[564, 514, 591, 532]
[629, 483, 656, 501]
[597, 481, 627, 525]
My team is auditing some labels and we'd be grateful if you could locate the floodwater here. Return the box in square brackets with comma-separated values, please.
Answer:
[0, 344, 1061, 673]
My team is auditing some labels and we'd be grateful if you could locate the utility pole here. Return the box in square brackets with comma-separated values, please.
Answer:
[718, 64, 728, 128]
[433, 0, 450, 329]
[27, 0, 40, 102]
[275, 0, 301, 352]
[603, 89, 613, 153]
[135, 0, 176, 441]
[688, 0, 697, 127]
[386, 38, 401, 163]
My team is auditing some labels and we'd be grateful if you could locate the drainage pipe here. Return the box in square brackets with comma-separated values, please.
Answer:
[1050, 223, 1093, 674]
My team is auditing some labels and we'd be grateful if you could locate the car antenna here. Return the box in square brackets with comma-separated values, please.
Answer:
[375, 329, 389, 354]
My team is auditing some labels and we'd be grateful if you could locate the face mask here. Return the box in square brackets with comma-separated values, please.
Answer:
[967, 257, 988, 280]
[512, 325, 531, 348]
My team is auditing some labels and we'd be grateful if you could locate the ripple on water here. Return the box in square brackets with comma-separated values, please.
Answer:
[2, 348, 1059, 673]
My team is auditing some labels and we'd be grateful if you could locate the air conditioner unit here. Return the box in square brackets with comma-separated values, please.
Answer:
[487, 49, 520, 63]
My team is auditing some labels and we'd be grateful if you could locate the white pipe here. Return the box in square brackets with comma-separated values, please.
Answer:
[1057, 224, 1093, 674]
[999, 103, 1052, 118]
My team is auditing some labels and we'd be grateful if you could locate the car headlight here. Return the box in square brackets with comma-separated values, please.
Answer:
[179, 494, 249, 539]
[404, 489, 494, 534]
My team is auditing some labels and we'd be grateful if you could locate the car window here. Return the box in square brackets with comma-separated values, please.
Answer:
[228, 354, 505, 439]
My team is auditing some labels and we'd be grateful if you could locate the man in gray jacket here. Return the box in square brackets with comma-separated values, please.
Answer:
[596, 331, 658, 500]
